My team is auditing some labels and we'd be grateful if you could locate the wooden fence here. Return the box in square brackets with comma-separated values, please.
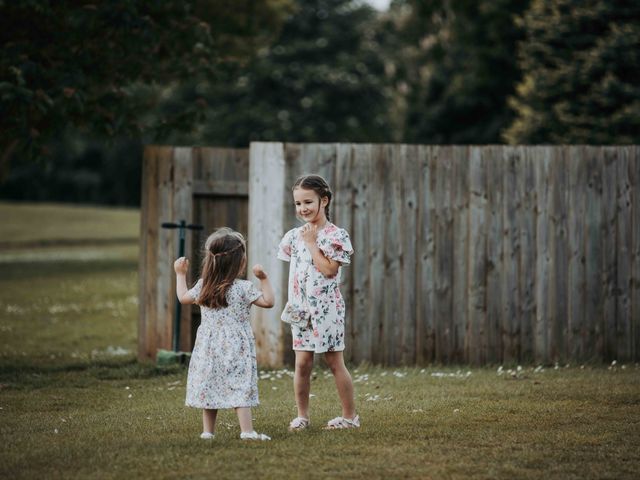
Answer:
[249, 143, 639, 365]
[138, 146, 249, 361]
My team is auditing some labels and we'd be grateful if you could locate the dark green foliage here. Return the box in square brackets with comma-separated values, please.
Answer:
[0, 0, 290, 154]
[505, 0, 640, 144]
[391, 0, 530, 144]
[0, 138, 143, 206]
[1, 1, 212, 160]
[0, 0, 291, 204]
[177, 0, 392, 146]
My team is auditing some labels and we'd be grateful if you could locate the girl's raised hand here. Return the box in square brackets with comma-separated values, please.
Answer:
[300, 223, 318, 246]
[174, 257, 189, 274]
[252, 264, 268, 279]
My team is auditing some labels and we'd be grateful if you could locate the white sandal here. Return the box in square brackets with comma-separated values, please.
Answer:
[200, 432, 215, 440]
[240, 431, 271, 441]
[325, 414, 360, 430]
[288, 416, 310, 431]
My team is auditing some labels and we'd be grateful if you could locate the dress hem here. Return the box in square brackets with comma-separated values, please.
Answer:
[185, 401, 259, 409]
[292, 347, 346, 353]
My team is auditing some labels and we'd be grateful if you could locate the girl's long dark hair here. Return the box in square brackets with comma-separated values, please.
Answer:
[198, 227, 246, 308]
[293, 174, 333, 221]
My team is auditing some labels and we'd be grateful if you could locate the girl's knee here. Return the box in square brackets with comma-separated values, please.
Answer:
[324, 353, 346, 374]
[327, 361, 345, 375]
[295, 356, 313, 375]
[295, 360, 313, 375]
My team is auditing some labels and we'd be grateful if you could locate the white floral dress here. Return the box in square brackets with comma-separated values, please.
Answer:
[278, 223, 353, 353]
[185, 279, 262, 409]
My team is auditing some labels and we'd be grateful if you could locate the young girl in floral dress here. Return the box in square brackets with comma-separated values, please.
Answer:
[174, 227, 274, 441]
[278, 174, 360, 431]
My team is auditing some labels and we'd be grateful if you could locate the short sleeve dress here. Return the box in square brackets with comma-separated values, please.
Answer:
[185, 278, 262, 409]
[278, 222, 353, 353]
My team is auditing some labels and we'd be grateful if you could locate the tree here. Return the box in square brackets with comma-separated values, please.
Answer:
[505, 0, 640, 144]
[0, 0, 291, 168]
[189, 0, 393, 146]
[385, 0, 530, 144]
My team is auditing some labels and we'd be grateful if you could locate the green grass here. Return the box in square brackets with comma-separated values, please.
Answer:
[1, 363, 639, 479]
[1, 202, 639, 479]
[0, 201, 139, 246]
[0, 201, 139, 367]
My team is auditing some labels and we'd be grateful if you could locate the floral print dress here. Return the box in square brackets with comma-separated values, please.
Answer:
[185, 279, 262, 409]
[278, 223, 353, 353]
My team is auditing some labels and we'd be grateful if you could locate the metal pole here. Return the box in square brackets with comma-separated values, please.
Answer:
[161, 220, 203, 355]
[172, 220, 187, 352]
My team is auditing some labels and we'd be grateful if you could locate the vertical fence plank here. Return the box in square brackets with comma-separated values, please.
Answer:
[631, 146, 640, 362]
[616, 147, 632, 361]
[434, 147, 454, 363]
[368, 145, 386, 364]
[155, 148, 175, 352]
[416, 145, 436, 364]
[568, 146, 586, 362]
[332, 144, 355, 362]
[173, 148, 194, 352]
[138, 147, 160, 361]
[467, 146, 487, 365]
[318, 143, 338, 187]
[283, 143, 301, 230]
[512, 146, 526, 362]
[349, 145, 372, 364]
[584, 147, 603, 361]
[451, 146, 469, 363]
[549, 147, 569, 364]
[534, 147, 552, 363]
[519, 146, 536, 363]
[486, 146, 504, 364]
[382, 145, 403, 364]
[249, 142, 287, 367]
[299, 143, 316, 177]
[401, 145, 419, 364]
[601, 147, 618, 361]
[503, 147, 520, 363]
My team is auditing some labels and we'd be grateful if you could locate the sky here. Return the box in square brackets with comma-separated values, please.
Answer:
[362, 0, 392, 11]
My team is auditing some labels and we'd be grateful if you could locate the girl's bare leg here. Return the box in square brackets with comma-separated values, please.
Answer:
[203, 409, 218, 434]
[294, 350, 314, 419]
[235, 407, 253, 433]
[324, 351, 356, 419]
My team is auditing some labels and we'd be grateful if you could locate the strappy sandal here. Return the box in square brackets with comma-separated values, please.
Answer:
[288, 416, 310, 431]
[240, 431, 271, 441]
[324, 414, 360, 430]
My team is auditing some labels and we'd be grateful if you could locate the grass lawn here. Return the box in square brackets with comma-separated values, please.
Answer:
[0, 201, 139, 247]
[1, 202, 639, 479]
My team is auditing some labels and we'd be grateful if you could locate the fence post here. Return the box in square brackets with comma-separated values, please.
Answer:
[249, 142, 288, 367]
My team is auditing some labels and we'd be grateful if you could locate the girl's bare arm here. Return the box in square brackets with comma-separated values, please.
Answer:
[174, 257, 195, 305]
[252, 264, 275, 308]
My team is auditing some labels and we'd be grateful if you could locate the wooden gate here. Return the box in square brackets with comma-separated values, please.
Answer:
[138, 146, 249, 361]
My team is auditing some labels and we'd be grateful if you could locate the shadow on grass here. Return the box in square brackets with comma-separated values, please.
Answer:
[0, 357, 186, 389]
[2, 258, 138, 281]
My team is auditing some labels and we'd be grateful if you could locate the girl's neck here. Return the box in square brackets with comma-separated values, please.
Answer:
[308, 217, 328, 228]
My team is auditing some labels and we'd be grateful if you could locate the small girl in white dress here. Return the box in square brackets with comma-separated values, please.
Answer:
[278, 174, 360, 431]
[174, 227, 274, 441]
